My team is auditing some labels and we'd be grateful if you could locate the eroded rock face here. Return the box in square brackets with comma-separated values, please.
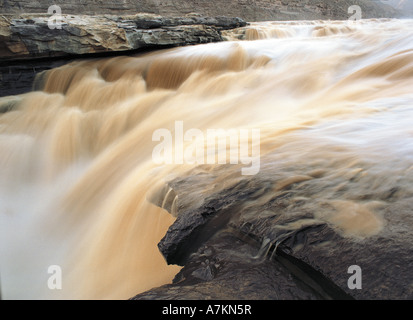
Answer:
[0, 59, 72, 98]
[0, 0, 402, 21]
[133, 123, 413, 300]
[133, 172, 413, 300]
[0, 13, 246, 97]
[132, 230, 333, 300]
[0, 14, 246, 62]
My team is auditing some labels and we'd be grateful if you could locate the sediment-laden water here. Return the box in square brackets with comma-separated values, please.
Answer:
[1, 19, 413, 299]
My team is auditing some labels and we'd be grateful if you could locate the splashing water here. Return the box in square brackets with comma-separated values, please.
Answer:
[1, 19, 413, 299]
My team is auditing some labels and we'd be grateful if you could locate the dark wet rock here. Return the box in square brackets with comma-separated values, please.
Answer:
[157, 179, 260, 265]
[132, 230, 327, 300]
[0, 13, 246, 97]
[136, 126, 413, 300]
[191, 263, 215, 282]
[0, 59, 70, 97]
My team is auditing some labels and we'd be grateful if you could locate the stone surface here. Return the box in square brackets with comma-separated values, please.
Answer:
[132, 230, 333, 300]
[0, 58, 71, 97]
[0, 13, 246, 97]
[0, 14, 246, 62]
[0, 0, 402, 21]
[136, 139, 413, 300]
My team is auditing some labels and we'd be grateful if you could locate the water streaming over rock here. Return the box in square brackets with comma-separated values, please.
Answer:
[1, 19, 413, 299]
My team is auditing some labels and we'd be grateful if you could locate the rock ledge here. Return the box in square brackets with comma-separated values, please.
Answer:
[0, 13, 247, 62]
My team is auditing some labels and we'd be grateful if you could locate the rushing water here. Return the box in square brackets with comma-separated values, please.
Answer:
[1, 19, 413, 299]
